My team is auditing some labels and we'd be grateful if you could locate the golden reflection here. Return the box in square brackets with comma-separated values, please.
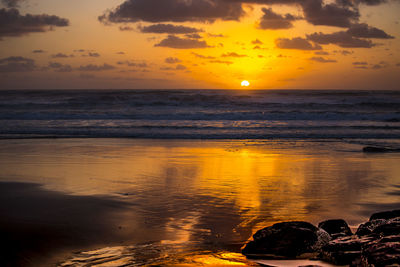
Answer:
[1, 139, 400, 246]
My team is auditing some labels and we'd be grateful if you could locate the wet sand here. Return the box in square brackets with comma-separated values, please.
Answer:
[0, 182, 138, 266]
[0, 138, 399, 266]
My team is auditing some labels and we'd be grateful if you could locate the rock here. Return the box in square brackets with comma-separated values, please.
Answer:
[370, 209, 400, 221]
[242, 221, 330, 259]
[372, 221, 400, 236]
[318, 219, 352, 239]
[356, 219, 388, 236]
[319, 235, 374, 265]
[361, 235, 400, 266]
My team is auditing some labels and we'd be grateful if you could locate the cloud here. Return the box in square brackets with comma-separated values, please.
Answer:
[307, 31, 375, 48]
[119, 26, 134, 31]
[165, 57, 181, 64]
[48, 62, 72, 72]
[116, 51, 125, 54]
[347, 23, 394, 39]
[209, 60, 233, 65]
[185, 33, 202, 39]
[0, 8, 69, 38]
[78, 63, 116, 71]
[51, 53, 73, 58]
[88, 52, 100, 57]
[208, 33, 225, 38]
[191, 52, 216, 59]
[252, 39, 263, 44]
[309, 56, 337, 63]
[32, 49, 45, 53]
[314, 51, 330, 55]
[155, 35, 209, 49]
[1, 0, 22, 8]
[175, 64, 186, 70]
[99, 0, 244, 23]
[353, 61, 368, 65]
[117, 61, 148, 67]
[301, 0, 360, 27]
[275, 37, 322, 50]
[0, 56, 35, 72]
[221, 52, 247, 57]
[258, 7, 299, 29]
[139, 23, 202, 34]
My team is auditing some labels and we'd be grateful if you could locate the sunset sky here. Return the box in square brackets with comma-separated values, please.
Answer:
[0, 0, 399, 89]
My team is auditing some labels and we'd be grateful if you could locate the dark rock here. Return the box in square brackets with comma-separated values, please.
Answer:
[372, 221, 400, 236]
[356, 219, 388, 236]
[370, 209, 400, 221]
[242, 221, 330, 259]
[319, 235, 374, 265]
[361, 235, 400, 266]
[318, 219, 352, 239]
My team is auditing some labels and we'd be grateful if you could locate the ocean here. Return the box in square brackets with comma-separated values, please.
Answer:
[1, 89, 400, 266]
[1, 89, 399, 142]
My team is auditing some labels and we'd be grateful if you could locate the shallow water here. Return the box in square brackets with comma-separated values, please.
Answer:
[0, 138, 399, 265]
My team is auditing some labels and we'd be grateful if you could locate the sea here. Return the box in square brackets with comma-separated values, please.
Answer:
[0, 89, 399, 143]
[0, 89, 400, 266]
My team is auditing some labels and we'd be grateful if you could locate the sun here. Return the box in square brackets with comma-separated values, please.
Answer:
[241, 80, 250, 87]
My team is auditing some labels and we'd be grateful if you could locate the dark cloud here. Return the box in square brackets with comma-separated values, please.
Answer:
[1, 0, 23, 8]
[239, 0, 362, 27]
[0, 8, 69, 38]
[258, 7, 299, 29]
[347, 23, 394, 39]
[51, 53, 73, 58]
[116, 51, 125, 54]
[78, 63, 116, 71]
[191, 52, 216, 59]
[165, 57, 181, 64]
[32, 49, 45, 53]
[139, 23, 202, 34]
[99, 0, 244, 23]
[0, 56, 35, 72]
[48, 62, 72, 72]
[353, 61, 368, 65]
[307, 31, 375, 48]
[155, 35, 209, 49]
[300, 0, 359, 27]
[309, 56, 337, 63]
[275, 37, 322, 50]
[221, 52, 247, 57]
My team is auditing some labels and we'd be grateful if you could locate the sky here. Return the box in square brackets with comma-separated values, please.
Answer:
[0, 0, 399, 89]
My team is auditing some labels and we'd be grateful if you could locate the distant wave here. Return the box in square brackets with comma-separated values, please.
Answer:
[1, 90, 399, 139]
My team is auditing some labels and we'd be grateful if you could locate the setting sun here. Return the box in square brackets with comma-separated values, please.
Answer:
[241, 80, 250, 87]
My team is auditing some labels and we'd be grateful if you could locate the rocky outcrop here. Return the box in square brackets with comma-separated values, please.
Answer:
[242, 221, 330, 259]
[242, 210, 400, 266]
[318, 219, 352, 239]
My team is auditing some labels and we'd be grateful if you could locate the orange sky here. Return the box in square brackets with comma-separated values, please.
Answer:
[0, 0, 399, 89]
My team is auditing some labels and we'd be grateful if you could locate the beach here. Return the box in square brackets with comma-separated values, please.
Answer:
[1, 138, 399, 266]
